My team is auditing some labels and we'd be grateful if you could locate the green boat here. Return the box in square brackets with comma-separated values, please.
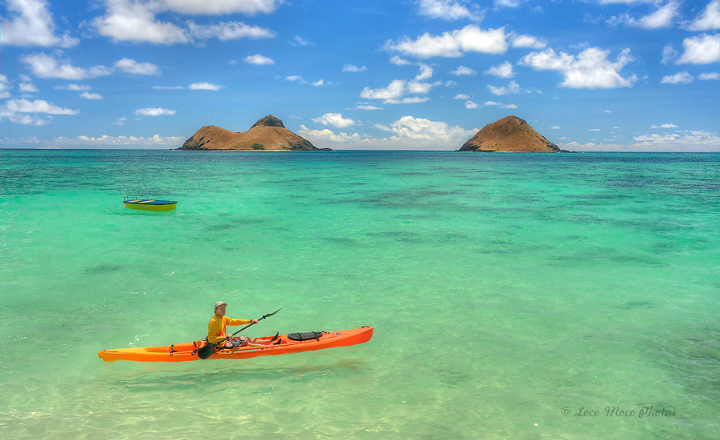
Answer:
[123, 195, 177, 212]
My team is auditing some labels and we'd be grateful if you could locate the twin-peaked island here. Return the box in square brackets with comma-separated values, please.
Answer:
[178, 115, 327, 151]
[178, 115, 565, 153]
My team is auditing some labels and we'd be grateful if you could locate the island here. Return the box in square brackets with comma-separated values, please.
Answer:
[459, 116, 567, 153]
[177, 115, 330, 151]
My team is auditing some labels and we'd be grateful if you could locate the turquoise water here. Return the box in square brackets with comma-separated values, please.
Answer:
[1, 150, 719, 439]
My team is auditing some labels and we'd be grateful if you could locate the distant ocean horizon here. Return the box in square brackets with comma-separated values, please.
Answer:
[1, 148, 719, 153]
[1, 149, 718, 439]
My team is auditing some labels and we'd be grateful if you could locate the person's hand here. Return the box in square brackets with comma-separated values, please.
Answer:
[251, 319, 259, 324]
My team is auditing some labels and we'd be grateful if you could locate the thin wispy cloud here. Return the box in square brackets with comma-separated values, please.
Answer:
[343, 64, 368, 73]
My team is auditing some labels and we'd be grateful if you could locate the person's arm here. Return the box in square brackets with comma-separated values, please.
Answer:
[225, 317, 252, 326]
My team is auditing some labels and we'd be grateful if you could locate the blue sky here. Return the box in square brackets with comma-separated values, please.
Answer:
[0, 0, 718, 151]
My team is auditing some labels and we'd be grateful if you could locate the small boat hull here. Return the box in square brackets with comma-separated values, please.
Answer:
[98, 326, 373, 362]
[123, 199, 177, 211]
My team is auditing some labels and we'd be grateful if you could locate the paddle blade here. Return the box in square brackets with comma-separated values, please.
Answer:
[262, 308, 282, 320]
[197, 343, 215, 360]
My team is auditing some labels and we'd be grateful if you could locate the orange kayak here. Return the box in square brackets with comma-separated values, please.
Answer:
[98, 326, 373, 362]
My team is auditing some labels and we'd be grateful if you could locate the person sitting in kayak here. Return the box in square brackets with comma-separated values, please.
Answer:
[208, 301, 278, 348]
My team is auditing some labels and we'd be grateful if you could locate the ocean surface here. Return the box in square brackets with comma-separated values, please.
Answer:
[1, 149, 718, 439]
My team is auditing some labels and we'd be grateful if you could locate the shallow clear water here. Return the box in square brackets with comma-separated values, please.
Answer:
[1, 150, 719, 439]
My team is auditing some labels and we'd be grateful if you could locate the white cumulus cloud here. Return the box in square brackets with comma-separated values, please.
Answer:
[390, 56, 412, 66]
[660, 72, 693, 84]
[677, 33, 720, 64]
[93, 0, 189, 44]
[450, 66, 477, 76]
[312, 113, 356, 128]
[385, 25, 507, 58]
[298, 126, 363, 144]
[511, 34, 546, 49]
[487, 80, 519, 95]
[93, 0, 275, 45]
[687, 0, 720, 31]
[162, 0, 282, 15]
[485, 61, 514, 78]
[23, 53, 163, 80]
[376, 115, 477, 149]
[301, 116, 478, 150]
[115, 58, 160, 75]
[360, 64, 443, 103]
[639, 1, 680, 29]
[80, 92, 103, 100]
[6, 98, 79, 115]
[520, 47, 636, 89]
[608, 1, 679, 29]
[562, 129, 719, 152]
[0, 0, 78, 47]
[417, 0, 483, 21]
[22, 53, 108, 80]
[19, 82, 38, 93]
[285, 75, 308, 84]
[361, 79, 407, 102]
[495, 0, 522, 7]
[0, 75, 12, 99]
[244, 54, 274, 65]
[135, 107, 176, 116]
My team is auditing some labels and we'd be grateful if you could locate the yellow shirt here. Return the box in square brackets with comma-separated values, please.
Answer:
[208, 315, 250, 344]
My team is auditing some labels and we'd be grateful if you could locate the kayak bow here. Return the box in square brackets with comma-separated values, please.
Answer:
[98, 326, 373, 362]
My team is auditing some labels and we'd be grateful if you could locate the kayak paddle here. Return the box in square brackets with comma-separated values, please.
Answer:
[197, 308, 282, 359]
